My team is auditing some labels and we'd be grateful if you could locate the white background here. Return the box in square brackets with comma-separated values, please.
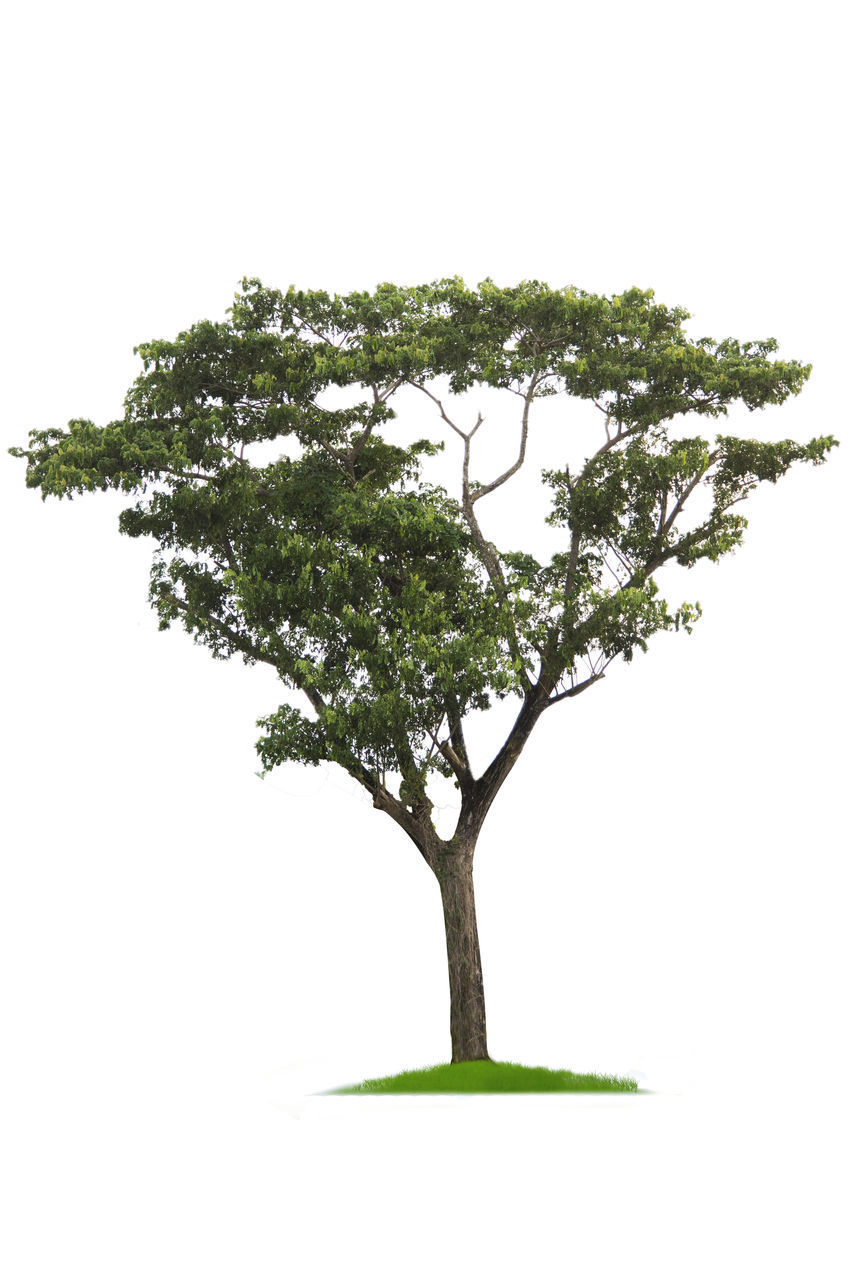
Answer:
[2, 1, 851, 1275]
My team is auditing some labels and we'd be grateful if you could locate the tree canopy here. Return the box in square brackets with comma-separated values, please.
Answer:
[11, 277, 836, 850]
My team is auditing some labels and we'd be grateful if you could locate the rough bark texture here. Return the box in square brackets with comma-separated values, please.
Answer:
[366, 687, 555, 1065]
[435, 845, 489, 1063]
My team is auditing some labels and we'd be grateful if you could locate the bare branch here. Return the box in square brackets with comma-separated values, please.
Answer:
[459, 413, 485, 499]
[405, 378, 471, 441]
[374, 377, 406, 403]
[406, 376, 539, 679]
[605, 538, 635, 576]
[597, 551, 623, 588]
[470, 374, 539, 504]
[547, 669, 607, 705]
[588, 425, 629, 467]
[422, 713, 447, 763]
[294, 316, 334, 346]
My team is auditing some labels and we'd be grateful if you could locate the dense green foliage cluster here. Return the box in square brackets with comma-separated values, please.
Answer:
[11, 277, 835, 818]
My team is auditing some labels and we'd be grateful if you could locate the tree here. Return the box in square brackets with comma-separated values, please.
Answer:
[10, 277, 837, 1064]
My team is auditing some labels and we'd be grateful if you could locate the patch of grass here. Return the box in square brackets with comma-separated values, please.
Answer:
[323, 1060, 638, 1094]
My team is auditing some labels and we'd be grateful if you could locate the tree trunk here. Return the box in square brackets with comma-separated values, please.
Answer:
[436, 846, 490, 1063]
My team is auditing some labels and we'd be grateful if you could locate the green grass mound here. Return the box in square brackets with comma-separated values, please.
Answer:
[325, 1060, 638, 1094]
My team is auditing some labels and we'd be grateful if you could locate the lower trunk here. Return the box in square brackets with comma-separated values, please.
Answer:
[436, 847, 490, 1063]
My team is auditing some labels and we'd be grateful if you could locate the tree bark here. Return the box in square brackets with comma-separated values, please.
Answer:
[435, 845, 490, 1063]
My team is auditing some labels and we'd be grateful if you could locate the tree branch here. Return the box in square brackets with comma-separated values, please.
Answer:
[454, 687, 550, 847]
[163, 588, 436, 861]
[470, 375, 539, 504]
[373, 377, 406, 404]
[662, 450, 719, 536]
[161, 589, 267, 659]
[215, 532, 240, 574]
[394, 731, 435, 821]
[443, 691, 473, 779]
[364, 765, 436, 865]
[405, 376, 538, 680]
[316, 436, 351, 478]
[547, 669, 607, 705]
[349, 398, 380, 460]
[405, 378, 473, 442]
[559, 525, 583, 638]
[438, 739, 469, 784]
[405, 382, 508, 597]
[604, 538, 635, 576]
[421, 713, 470, 790]
[588, 423, 629, 465]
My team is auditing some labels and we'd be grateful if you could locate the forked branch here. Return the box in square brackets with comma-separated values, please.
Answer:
[469, 375, 540, 504]
[405, 377, 537, 671]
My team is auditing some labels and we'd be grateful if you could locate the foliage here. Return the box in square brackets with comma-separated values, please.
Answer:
[10, 277, 836, 832]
